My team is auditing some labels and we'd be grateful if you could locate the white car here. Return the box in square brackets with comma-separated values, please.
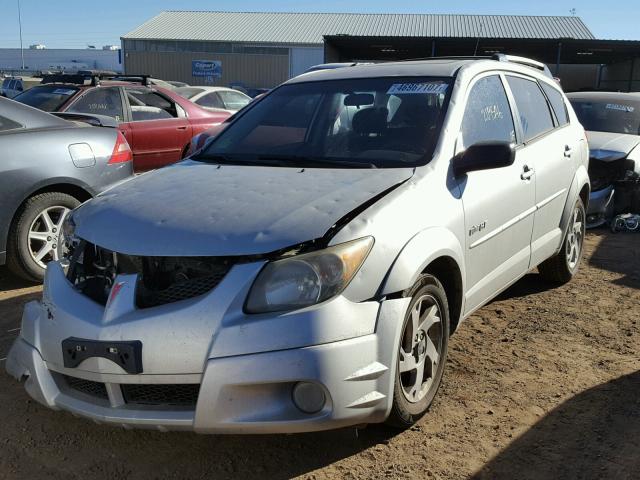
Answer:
[174, 86, 252, 114]
[7, 55, 589, 434]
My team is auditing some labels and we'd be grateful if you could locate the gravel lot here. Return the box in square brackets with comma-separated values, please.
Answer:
[0, 231, 638, 480]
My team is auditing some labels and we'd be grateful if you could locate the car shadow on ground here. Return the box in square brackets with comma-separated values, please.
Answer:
[492, 272, 553, 302]
[0, 266, 38, 292]
[588, 232, 640, 289]
[472, 371, 640, 480]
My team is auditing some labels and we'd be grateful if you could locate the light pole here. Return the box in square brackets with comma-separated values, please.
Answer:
[17, 0, 25, 70]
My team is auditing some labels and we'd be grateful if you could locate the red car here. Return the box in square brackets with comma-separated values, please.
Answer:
[13, 75, 231, 171]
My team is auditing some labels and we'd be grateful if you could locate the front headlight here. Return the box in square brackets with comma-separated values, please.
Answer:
[245, 237, 374, 313]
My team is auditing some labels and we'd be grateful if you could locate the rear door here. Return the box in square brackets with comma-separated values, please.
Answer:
[505, 75, 576, 267]
[457, 73, 536, 314]
[122, 87, 193, 171]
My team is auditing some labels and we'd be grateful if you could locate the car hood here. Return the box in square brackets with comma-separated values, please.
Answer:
[588, 131, 640, 162]
[73, 161, 413, 256]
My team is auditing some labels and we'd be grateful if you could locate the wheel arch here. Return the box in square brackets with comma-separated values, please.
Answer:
[2, 179, 94, 257]
[558, 166, 590, 251]
[381, 227, 466, 332]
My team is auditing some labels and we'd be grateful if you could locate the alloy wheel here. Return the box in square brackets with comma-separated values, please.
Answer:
[27, 206, 70, 269]
[566, 205, 585, 271]
[399, 294, 443, 403]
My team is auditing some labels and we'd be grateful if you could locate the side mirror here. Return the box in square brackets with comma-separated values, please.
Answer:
[452, 142, 515, 176]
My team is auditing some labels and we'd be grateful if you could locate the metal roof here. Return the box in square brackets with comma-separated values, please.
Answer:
[122, 11, 595, 45]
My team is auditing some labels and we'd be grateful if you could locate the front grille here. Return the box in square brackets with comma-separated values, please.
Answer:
[121, 384, 200, 407]
[66, 241, 233, 309]
[63, 375, 108, 400]
[136, 272, 227, 308]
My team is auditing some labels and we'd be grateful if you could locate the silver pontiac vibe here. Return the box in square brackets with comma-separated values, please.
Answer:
[7, 57, 590, 434]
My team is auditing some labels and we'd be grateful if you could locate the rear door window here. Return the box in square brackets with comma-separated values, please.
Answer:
[126, 88, 178, 121]
[1, 79, 11, 89]
[460, 75, 516, 149]
[540, 82, 569, 126]
[507, 76, 555, 142]
[196, 92, 225, 109]
[67, 87, 124, 121]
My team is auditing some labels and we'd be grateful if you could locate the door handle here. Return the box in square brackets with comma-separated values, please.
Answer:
[176, 126, 188, 131]
[564, 145, 573, 157]
[521, 165, 535, 181]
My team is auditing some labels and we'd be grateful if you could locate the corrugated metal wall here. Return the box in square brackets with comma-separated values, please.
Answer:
[289, 47, 324, 77]
[124, 50, 290, 88]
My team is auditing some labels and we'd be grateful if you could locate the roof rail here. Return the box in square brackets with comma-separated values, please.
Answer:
[41, 74, 100, 86]
[491, 54, 553, 78]
[108, 74, 151, 86]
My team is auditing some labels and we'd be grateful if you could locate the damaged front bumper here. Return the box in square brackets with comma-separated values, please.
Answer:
[6, 262, 409, 434]
[587, 185, 615, 228]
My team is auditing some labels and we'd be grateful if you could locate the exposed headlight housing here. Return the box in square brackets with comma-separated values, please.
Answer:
[245, 237, 374, 313]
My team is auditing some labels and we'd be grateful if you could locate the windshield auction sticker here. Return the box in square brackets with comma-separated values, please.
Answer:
[606, 103, 635, 113]
[387, 83, 448, 95]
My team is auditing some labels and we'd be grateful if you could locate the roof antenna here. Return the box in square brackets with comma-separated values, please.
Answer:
[473, 19, 484, 56]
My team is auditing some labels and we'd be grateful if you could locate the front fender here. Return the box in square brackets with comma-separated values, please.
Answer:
[380, 226, 466, 297]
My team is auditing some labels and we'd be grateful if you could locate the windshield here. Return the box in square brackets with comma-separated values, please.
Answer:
[196, 77, 452, 168]
[570, 98, 640, 135]
[13, 85, 79, 112]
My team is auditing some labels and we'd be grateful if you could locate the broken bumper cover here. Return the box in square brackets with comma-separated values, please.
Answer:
[6, 296, 409, 434]
[586, 186, 615, 228]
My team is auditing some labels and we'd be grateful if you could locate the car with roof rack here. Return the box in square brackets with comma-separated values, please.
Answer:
[7, 55, 589, 433]
[11, 73, 231, 172]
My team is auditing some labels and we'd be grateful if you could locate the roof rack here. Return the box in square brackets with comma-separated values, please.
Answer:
[397, 54, 553, 78]
[108, 74, 151, 86]
[41, 73, 100, 86]
[491, 54, 553, 78]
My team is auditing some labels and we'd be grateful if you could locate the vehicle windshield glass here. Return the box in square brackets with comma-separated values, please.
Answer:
[13, 85, 79, 112]
[197, 76, 452, 168]
[570, 98, 640, 135]
[175, 87, 204, 99]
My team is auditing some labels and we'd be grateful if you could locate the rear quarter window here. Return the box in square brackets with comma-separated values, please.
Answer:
[540, 82, 569, 126]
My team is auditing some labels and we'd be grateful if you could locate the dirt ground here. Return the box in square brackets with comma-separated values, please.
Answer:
[0, 231, 638, 480]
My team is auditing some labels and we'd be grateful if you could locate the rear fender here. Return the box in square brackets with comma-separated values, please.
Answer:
[557, 166, 590, 252]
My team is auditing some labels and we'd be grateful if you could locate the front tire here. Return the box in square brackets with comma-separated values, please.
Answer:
[386, 275, 450, 428]
[538, 197, 586, 284]
[7, 192, 79, 282]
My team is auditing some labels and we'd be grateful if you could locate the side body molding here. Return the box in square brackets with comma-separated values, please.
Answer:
[380, 226, 466, 299]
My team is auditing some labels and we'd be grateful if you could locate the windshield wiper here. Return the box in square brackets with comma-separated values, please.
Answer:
[258, 155, 377, 169]
[190, 154, 290, 167]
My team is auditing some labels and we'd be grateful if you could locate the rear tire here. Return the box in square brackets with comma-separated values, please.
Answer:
[538, 197, 586, 284]
[386, 275, 450, 429]
[7, 192, 80, 282]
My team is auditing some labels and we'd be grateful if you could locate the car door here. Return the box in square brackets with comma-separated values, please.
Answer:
[122, 87, 193, 171]
[456, 73, 536, 314]
[505, 75, 576, 268]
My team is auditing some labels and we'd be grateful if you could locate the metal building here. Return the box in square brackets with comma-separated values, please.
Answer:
[121, 11, 640, 91]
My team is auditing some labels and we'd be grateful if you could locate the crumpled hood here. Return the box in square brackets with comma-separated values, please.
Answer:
[74, 161, 413, 256]
[588, 131, 640, 162]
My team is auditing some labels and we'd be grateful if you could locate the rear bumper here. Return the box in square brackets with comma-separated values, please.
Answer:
[6, 291, 409, 434]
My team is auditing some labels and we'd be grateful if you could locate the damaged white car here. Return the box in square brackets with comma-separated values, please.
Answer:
[7, 56, 590, 434]
[567, 92, 640, 228]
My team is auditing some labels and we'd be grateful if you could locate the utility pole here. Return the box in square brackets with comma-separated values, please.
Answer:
[17, 0, 25, 70]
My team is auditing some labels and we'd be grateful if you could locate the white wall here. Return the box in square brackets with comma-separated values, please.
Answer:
[0, 49, 122, 72]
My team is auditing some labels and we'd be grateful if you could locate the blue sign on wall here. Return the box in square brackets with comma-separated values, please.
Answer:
[192, 60, 222, 78]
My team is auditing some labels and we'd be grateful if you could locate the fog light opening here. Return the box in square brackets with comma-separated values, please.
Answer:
[292, 382, 326, 414]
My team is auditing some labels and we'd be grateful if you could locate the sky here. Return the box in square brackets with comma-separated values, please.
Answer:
[0, 0, 638, 49]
